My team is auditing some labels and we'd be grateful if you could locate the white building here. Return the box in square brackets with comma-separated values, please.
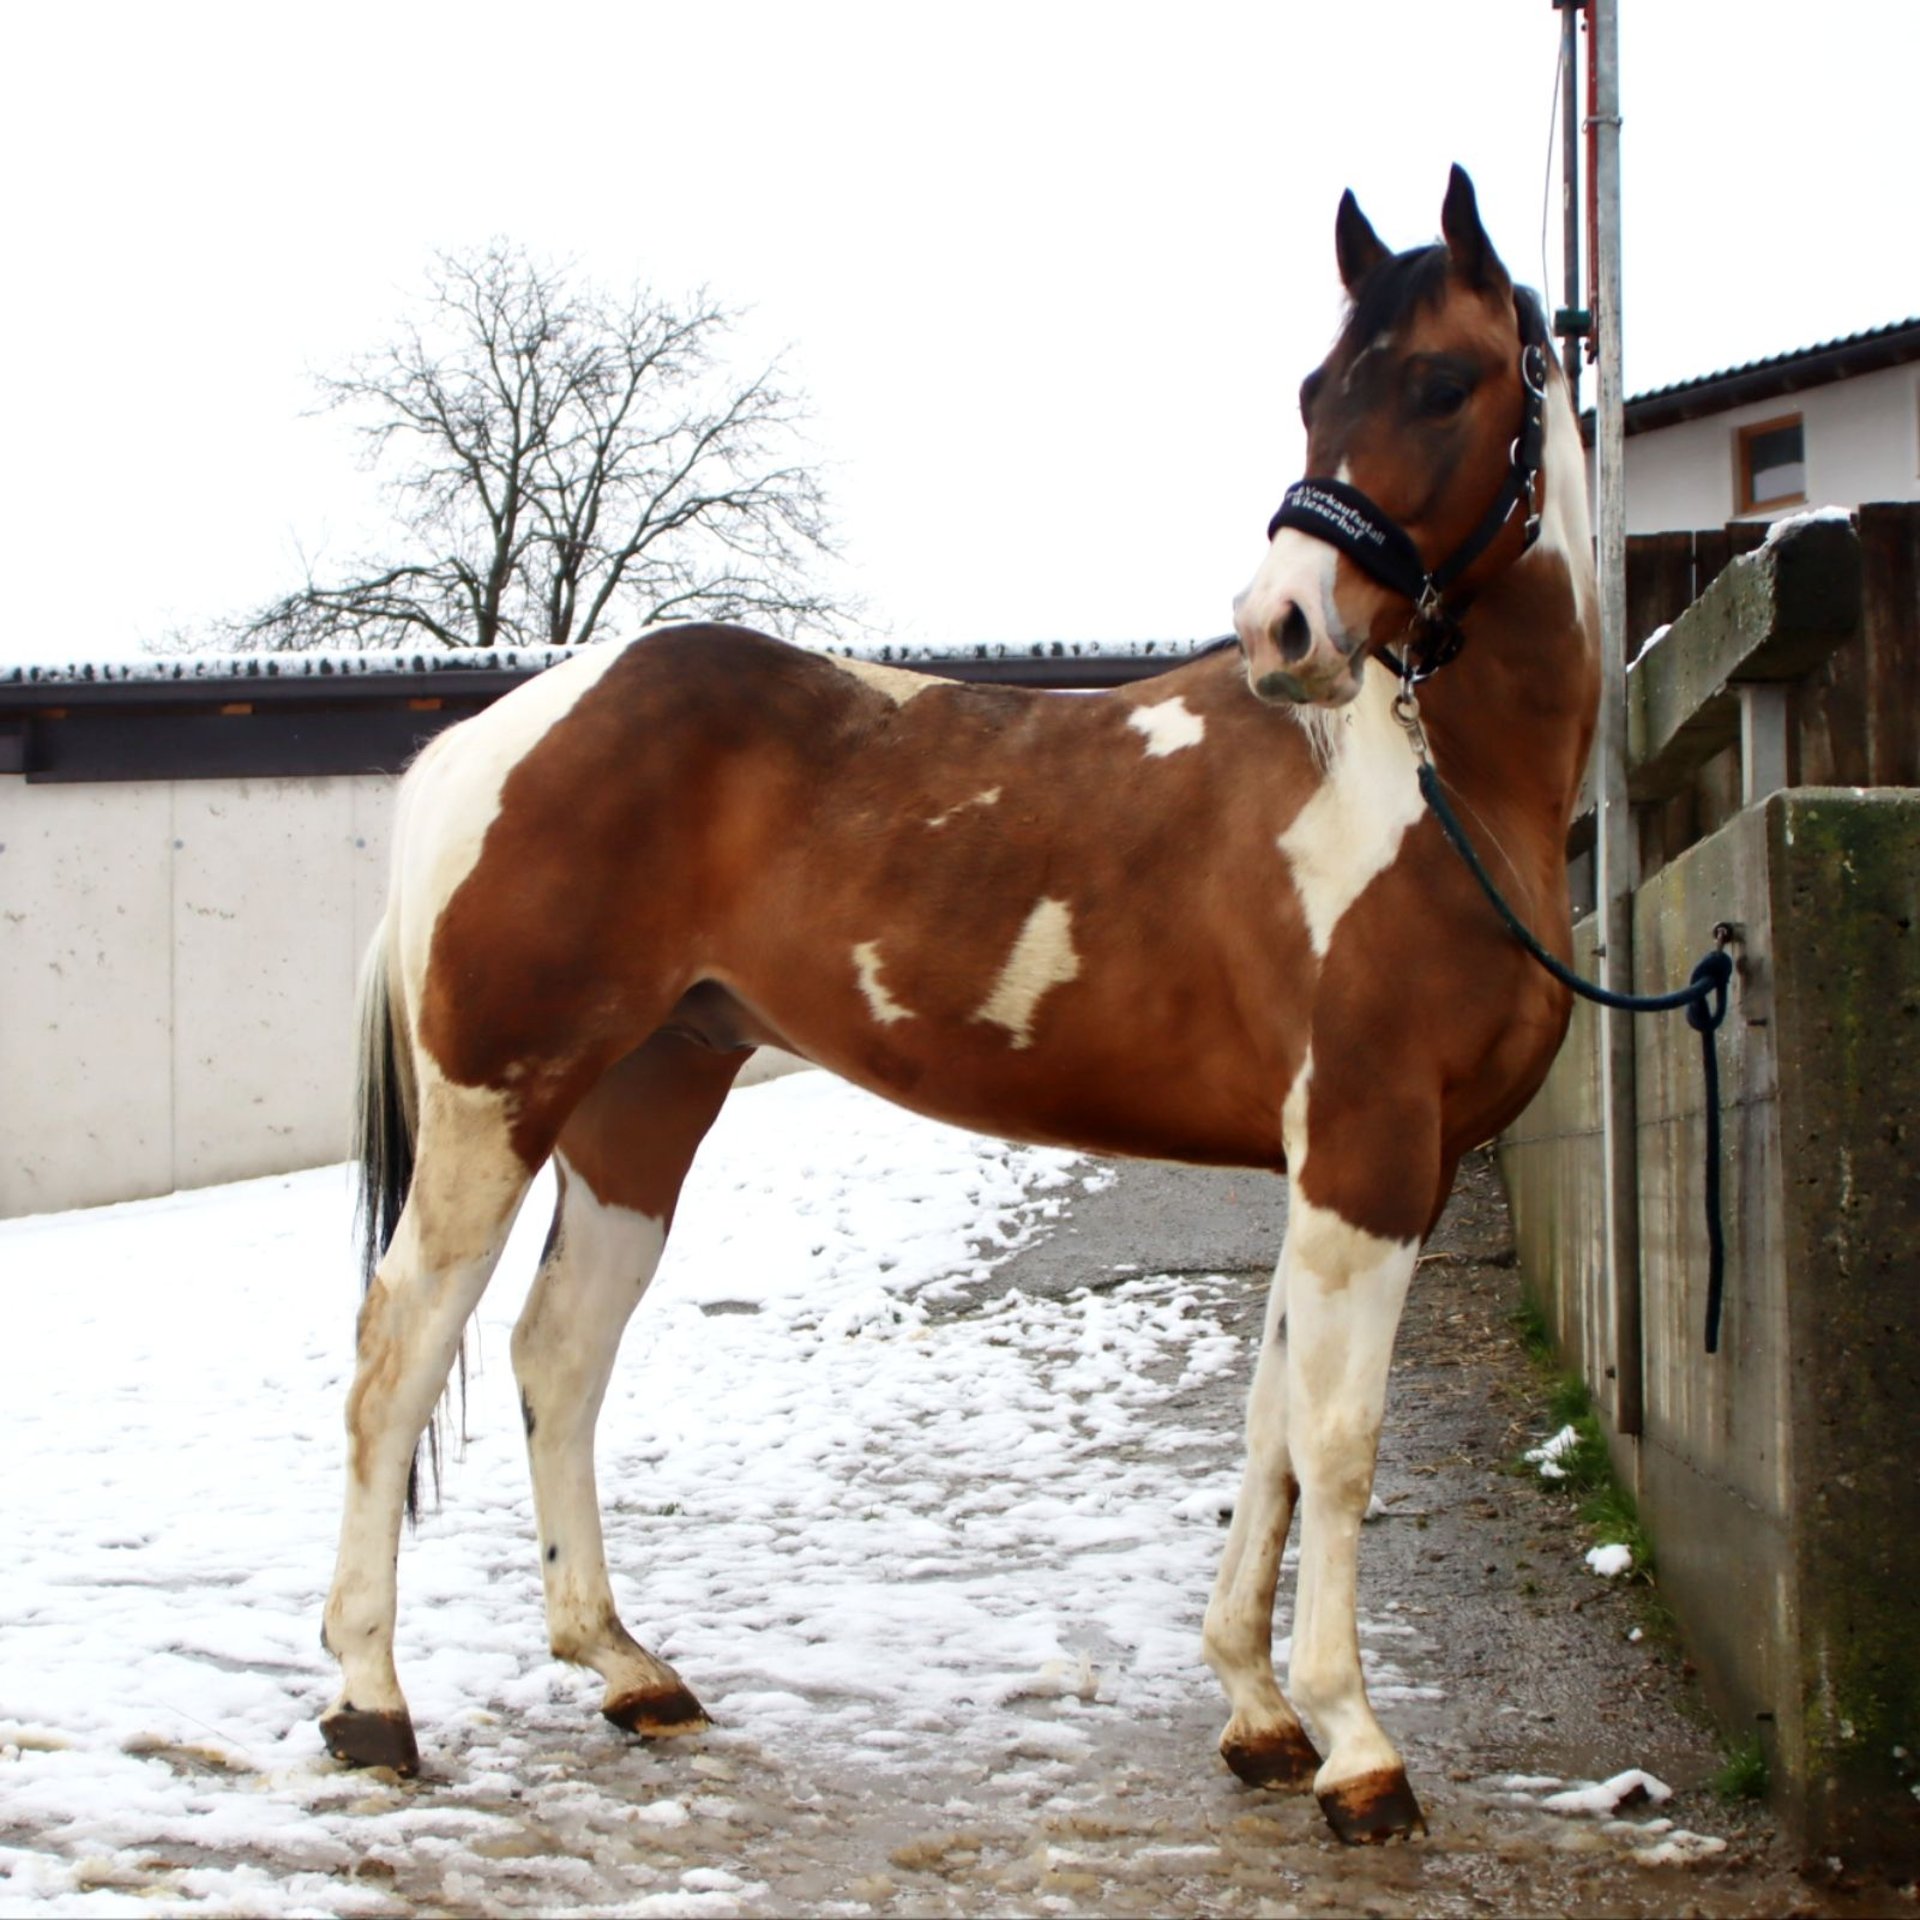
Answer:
[1588, 319, 1920, 534]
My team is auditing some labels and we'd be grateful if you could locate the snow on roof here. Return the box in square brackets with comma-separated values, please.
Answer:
[0, 644, 581, 689]
[1, 635, 1227, 688]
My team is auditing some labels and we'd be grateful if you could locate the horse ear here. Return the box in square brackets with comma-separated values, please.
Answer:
[1440, 164, 1509, 292]
[1335, 190, 1391, 294]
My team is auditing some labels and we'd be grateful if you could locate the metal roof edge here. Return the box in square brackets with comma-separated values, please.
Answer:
[1578, 318, 1920, 442]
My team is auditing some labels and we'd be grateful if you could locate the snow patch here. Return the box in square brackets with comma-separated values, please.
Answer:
[1586, 1542, 1634, 1578]
[1541, 1768, 1673, 1815]
[1523, 1423, 1580, 1481]
[1762, 504, 1853, 547]
[0, 1073, 1291, 1912]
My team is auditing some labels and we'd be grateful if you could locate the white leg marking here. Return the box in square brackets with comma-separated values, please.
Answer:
[1126, 696, 1207, 757]
[512, 1157, 684, 1705]
[1276, 669, 1425, 957]
[826, 654, 939, 705]
[851, 941, 915, 1026]
[1203, 1049, 1314, 1773]
[1203, 1239, 1314, 1771]
[1284, 1191, 1419, 1796]
[325, 1077, 533, 1726]
[926, 786, 1002, 828]
[971, 896, 1082, 1049]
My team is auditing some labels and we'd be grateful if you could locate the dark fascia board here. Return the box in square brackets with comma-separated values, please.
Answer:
[0, 640, 1233, 783]
[1577, 319, 1920, 443]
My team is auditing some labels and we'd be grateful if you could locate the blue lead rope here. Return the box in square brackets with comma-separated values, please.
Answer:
[1415, 760, 1736, 1353]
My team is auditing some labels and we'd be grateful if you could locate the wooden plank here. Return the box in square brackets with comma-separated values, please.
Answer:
[1859, 502, 1920, 786]
[1693, 526, 1734, 600]
[1628, 516, 1862, 803]
[1625, 531, 1698, 659]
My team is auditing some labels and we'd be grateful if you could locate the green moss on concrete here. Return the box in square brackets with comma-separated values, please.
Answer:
[1769, 791, 1920, 1867]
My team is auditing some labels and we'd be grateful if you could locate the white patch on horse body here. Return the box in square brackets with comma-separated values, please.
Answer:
[1126, 697, 1206, 758]
[851, 941, 915, 1026]
[827, 655, 938, 705]
[972, 897, 1081, 1049]
[1276, 670, 1424, 958]
[1281, 1048, 1314, 1169]
[926, 786, 1002, 828]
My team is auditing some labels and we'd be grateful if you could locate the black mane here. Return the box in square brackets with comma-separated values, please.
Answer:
[1338, 243, 1549, 355]
[1340, 245, 1451, 352]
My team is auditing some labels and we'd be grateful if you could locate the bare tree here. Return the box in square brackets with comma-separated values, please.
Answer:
[236, 243, 845, 652]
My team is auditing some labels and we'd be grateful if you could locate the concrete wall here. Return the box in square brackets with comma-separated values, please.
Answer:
[0, 773, 396, 1216]
[1603, 363, 1920, 534]
[1501, 789, 1920, 1865]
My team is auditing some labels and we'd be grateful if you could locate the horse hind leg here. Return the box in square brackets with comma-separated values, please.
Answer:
[322, 1070, 540, 1773]
[1203, 1243, 1322, 1791]
[510, 1032, 746, 1739]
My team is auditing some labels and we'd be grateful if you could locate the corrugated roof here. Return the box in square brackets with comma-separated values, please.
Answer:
[1580, 317, 1920, 438]
[1620, 316, 1920, 433]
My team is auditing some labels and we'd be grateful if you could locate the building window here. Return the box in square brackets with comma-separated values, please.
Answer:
[1735, 413, 1806, 514]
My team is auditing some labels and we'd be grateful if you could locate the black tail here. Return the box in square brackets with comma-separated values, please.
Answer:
[351, 926, 440, 1519]
[353, 927, 414, 1296]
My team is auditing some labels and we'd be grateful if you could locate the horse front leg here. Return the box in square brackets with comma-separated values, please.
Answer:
[1202, 1246, 1321, 1790]
[1283, 1188, 1423, 1842]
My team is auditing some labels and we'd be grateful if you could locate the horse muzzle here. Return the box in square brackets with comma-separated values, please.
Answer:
[1233, 590, 1365, 708]
[1233, 528, 1369, 708]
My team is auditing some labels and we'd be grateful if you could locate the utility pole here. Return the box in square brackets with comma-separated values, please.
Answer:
[1554, 0, 1588, 409]
[1589, 0, 1642, 1441]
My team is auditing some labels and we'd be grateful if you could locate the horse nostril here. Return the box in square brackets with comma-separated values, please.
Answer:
[1275, 604, 1312, 664]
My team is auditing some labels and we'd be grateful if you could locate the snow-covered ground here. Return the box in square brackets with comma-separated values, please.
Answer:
[1, 1074, 1256, 1915]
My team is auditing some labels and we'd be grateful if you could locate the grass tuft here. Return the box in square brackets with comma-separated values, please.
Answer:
[1509, 1293, 1556, 1365]
[1712, 1734, 1770, 1802]
[1514, 1342, 1656, 1581]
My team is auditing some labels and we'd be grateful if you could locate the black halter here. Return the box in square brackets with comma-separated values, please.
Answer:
[1265, 294, 1551, 685]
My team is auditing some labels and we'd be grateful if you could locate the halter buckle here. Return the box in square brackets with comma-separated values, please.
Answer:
[1392, 682, 1430, 764]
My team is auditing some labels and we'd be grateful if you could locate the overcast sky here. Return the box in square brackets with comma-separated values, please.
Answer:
[2, 2, 1912, 665]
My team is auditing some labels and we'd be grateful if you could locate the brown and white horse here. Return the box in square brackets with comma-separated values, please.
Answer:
[321, 167, 1596, 1844]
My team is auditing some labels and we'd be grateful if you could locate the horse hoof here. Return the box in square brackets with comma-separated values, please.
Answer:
[1221, 1721, 1322, 1791]
[321, 1704, 420, 1776]
[1318, 1766, 1426, 1843]
[604, 1684, 710, 1739]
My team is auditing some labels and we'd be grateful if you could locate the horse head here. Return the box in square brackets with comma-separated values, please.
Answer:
[1235, 165, 1551, 708]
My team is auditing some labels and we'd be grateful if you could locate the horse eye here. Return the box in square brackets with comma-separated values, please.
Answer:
[1417, 377, 1471, 419]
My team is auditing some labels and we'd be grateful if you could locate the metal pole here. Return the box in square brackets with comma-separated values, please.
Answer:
[1559, 0, 1583, 407]
[1590, 0, 1642, 1439]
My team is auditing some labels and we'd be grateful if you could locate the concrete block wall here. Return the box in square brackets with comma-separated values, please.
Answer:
[1500, 789, 1920, 1866]
[0, 774, 395, 1216]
